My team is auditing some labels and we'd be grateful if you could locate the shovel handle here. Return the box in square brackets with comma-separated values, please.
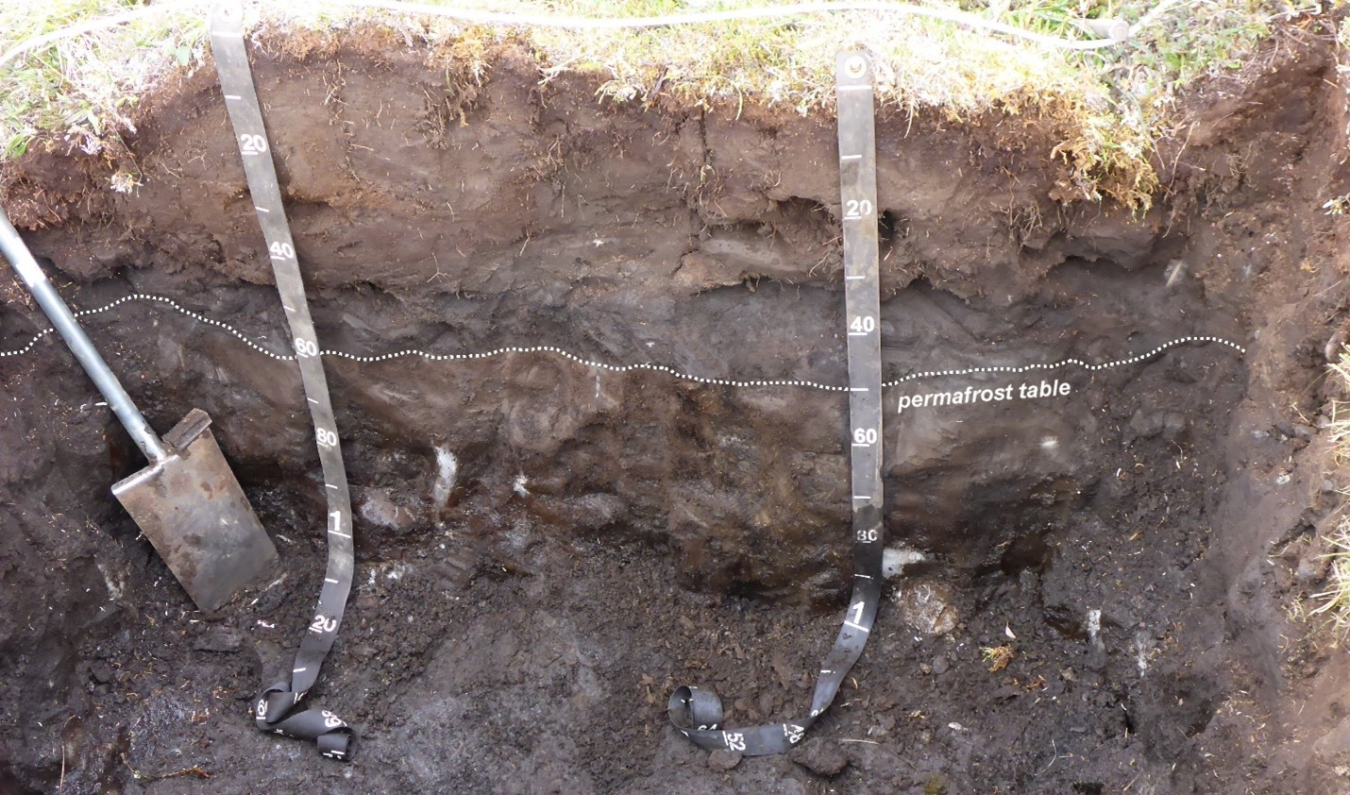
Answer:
[0, 207, 169, 465]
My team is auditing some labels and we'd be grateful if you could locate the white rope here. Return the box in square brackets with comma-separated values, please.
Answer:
[312, 0, 1123, 50]
[1, 0, 1190, 71]
[0, 0, 205, 70]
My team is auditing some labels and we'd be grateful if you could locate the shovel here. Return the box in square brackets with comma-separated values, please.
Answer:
[0, 208, 278, 612]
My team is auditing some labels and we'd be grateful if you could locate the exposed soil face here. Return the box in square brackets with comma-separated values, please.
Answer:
[3, 27, 1350, 794]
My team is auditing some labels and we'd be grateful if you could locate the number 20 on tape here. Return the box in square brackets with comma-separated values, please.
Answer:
[239, 134, 268, 155]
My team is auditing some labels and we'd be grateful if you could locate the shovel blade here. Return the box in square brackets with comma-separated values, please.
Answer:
[112, 409, 278, 612]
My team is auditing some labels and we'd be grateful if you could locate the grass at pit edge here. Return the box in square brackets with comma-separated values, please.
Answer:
[0, 0, 1338, 209]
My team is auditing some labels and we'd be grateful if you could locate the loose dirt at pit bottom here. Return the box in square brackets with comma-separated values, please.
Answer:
[4, 22, 1350, 795]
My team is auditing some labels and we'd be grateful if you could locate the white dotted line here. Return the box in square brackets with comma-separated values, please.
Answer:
[0, 293, 294, 361]
[881, 336, 1247, 388]
[0, 327, 48, 358]
[323, 346, 853, 390]
[0, 294, 1246, 390]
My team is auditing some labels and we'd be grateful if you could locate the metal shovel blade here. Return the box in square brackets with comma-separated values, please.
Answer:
[112, 408, 278, 612]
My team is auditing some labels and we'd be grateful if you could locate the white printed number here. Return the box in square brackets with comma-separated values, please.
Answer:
[295, 339, 319, 357]
[845, 199, 873, 219]
[849, 316, 876, 334]
[309, 614, 338, 634]
[269, 241, 295, 259]
[255, 697, 269, 718]
[784, 724, 805, 744]
[853, 428, 878, 446]
[316, 427, 338, 448]
[239, 134, 268, 154]
[724, 732, 747, 752]
[856, 528, 878, 543]
[321, 710, 345, 729]
[849, 601, 866, 625]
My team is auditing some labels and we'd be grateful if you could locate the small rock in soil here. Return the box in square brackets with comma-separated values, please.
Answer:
[192, 627, 243, 653]
[789, 738, 849, 777]
[88, 661, 114, 684]
[707, 749, 742, 772]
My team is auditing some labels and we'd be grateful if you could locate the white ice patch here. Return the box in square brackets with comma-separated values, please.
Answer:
[892, 580, 958, 636]
[96, 561, 123, 602]
[1134, 631, 1152, 676]
[1087, 608, 1104, 652]
[513, 474, 530, 497]
[881, 547, 926, 579]
[432, 446, 458, 505]
[366, 562, 409, 585]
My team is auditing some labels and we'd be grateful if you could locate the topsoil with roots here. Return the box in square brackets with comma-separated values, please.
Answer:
[3, 26, 1350, 795]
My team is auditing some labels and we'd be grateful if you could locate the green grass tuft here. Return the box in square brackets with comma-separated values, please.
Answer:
[0, 0, 1335, 207]
[1, 1, 208, 164]
[1306, 348, 1350, 643]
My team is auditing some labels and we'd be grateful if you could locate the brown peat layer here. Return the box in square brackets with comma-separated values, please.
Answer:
[3, 28, 1350, 795]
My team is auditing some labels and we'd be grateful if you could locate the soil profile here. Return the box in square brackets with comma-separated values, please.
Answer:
[3, 25, 1350, 795]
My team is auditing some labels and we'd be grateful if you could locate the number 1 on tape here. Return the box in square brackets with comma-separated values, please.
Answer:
[209, 0, 357, 762]
[665, 50, 887, 756]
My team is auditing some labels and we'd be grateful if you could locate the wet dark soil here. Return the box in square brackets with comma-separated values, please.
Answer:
[4, 23, 1350, 795]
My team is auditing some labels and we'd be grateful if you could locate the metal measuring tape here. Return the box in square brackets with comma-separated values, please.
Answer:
[209, 0, 356, 761]
[668, 51, 886, 755]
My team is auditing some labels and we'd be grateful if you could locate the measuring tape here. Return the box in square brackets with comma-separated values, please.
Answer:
[668, 51, 885, 755]
[209, 1, 356, 761]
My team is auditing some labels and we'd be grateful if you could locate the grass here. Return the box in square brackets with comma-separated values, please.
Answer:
[1, 1, 208, 162]
[980, 644, 1015, 672]
[1309, 518, 1350, 641]
[0, 0, 1336, 206]
[1309, 350, 1350, 643]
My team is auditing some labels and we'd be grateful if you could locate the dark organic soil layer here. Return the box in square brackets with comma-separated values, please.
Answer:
[4, 26, 1350, 795]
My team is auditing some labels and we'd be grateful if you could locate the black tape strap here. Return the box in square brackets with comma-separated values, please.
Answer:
[668, 52, 885, 756]
[209, 0, 356, 761]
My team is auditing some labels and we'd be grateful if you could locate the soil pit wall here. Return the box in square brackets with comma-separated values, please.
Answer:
[1, 36, 1349, 794]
